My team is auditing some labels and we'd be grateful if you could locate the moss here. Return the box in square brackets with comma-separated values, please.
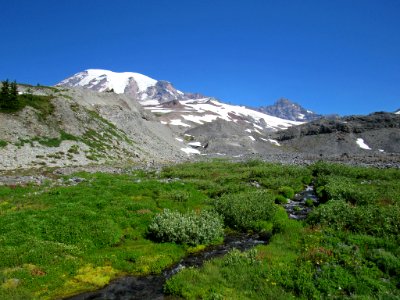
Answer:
[305, 198, 314, 207]
[65, 265, 118, 289]
[0, 140, 7, 148]
[187, 244, 206, 254]
[1, 278, 20, 289]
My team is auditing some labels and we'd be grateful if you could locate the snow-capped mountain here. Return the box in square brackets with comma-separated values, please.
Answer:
[57, 69, 302, 133]
[142, 97, 301, 132]
[395, 108, 400, 114]
[57, 69, 203, 103]
[257, 98, 323, 122]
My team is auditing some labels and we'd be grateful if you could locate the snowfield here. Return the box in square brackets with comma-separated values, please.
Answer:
[57, 69, 157, 93]
[356, 138, 371, 150]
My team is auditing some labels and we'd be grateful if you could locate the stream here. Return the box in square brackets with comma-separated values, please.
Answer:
[66, 233, 269, 300]
[66, 186, 319, 300]
[284, 185, 319, 220]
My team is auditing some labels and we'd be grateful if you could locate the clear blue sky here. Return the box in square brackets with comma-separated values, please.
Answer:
[1, 0, 399, 115]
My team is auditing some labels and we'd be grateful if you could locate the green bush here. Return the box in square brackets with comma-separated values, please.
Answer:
[307, 200, 400, 237]
[305, 198, 314, 207]
[0, 140, 7, 148]
[367, 249, 400, 276]
[275, 195, 288, 204]
[148, 209, 223, 246]
[214, 190, 277, 230]
[278, 186, 295, 199]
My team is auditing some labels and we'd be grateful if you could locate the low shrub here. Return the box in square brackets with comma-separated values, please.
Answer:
[275, 195, 288, 204]
[307, 200, 400, 237]
[305, 198, 314, 207]
[148, 209, 223, 246]
[278, 186, 295, 199]
[214, 190, 276, 230]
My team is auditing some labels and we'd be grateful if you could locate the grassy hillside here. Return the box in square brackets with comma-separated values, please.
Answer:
[0, 161, 399, 299]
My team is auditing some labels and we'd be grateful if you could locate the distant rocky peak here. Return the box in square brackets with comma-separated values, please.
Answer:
[257, 98, 323, 122]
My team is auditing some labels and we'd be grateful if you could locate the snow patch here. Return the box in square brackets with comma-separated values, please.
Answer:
[248, 136, 255, 141]
[182, 114, 219, 124]
[148, 109, 173, 113]
[260, 138, 281, 146]
[175, 138, 183, 142]
[180, 147, 200, 155]
[170, 119, 191, 127]
[140, 99, 160, 106]
[188, 141, 202, 147]
[356, 138, 371, 150]
[378, 149, 385, 152]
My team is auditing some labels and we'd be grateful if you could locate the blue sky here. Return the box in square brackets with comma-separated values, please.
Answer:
[1, 0, 399, 115]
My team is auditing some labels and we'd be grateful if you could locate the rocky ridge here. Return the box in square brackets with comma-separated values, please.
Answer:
[257, 98, 324, 122]
[0, 85, 186, 170]
[274, 112, 400, 156]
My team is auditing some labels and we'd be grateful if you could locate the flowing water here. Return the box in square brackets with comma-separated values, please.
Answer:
[284, 185, 319, 220]
[66, 233, 269, 300]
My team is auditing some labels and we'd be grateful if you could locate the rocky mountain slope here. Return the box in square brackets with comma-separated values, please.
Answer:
[56, 70, 400, 162]
[0, 84, 186, 170]
[2, 71, 398, 171]
[57, 70, 302, 133]
[56, 70, 306, 157]
[257, 98, 323, 121]
[274, 112, 400, 156]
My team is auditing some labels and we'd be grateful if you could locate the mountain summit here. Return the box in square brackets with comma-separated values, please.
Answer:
[57, 69, 202, 103]
[57, 69, 302, 134]
[257, 98, 323, 122]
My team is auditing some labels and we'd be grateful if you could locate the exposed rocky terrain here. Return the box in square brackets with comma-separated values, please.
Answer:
[256, 98, 325, 121]
[274, 112, 400, 156]
[0, 85, 186, 171]
[1, 70, 399, 174]
[57, 70, 302, 135]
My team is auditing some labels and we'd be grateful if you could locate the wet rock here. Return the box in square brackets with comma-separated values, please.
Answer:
[284, 185, 319, 220]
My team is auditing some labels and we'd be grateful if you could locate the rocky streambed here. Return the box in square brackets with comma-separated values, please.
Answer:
[284, 185, 320, 220]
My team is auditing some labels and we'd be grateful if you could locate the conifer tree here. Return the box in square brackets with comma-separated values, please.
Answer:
[9, 81, 19, 109]
[0, 79, 10, 109]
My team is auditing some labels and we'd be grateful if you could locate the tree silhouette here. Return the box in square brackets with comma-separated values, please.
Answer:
[0, 80, 10, 109]
[0, 80, 20, 110]
[9, 81, 19, 109]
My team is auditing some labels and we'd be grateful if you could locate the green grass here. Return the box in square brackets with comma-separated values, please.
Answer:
[0, 140, 7, 148]
[0, 161, 399, 299]
[164, 162, 400, 299]
[15, 131, 79, 148]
